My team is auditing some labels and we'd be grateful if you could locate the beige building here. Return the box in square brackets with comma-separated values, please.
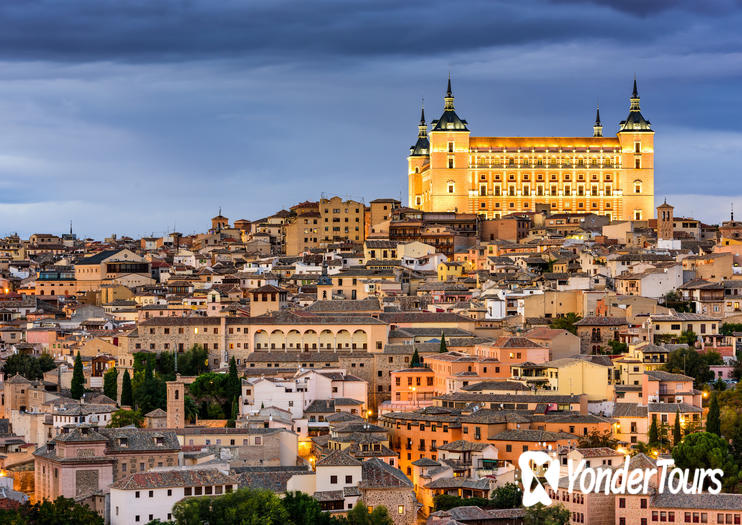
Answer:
[74, 249, 152, 292]
[408, 78, 654, 221]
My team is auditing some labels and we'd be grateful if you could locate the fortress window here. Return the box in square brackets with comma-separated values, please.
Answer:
[634, 141, 641, 153]
[634, 181, 642, 193]
[635, 158, 641, 169]
[634, 210, 643, 220]
[448, 141, 454, 152]
[447, 182, 455, 194]
[448, 157, 454, 169]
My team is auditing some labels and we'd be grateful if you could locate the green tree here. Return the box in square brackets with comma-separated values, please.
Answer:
[607, 340, 628, 354]
[672, 431, 741, 492]
[707, 393, 721, 435]
[733, 360, 742, 381]
[38, 353, 56, 373]
[188, 372, 233, 419]
[134, 358, 166, 414]
[678, 330, 698, 346]
[108, 409, 144, 428]
[524, 503, 570, 525]
[281, 491, 335, 525]
[184, 395, 199, 424]
[70, 352, 85, 399]
[410, 349, 421, 367]
[2, 353, 56, 381]
[720, 323, 742, 336]
[121, 369, 134, 407]
[434, 494, 493, 511]
[0, 496, 104, 524]
[663, 347, 721, 386]
[346, 501, 393, 525]
[490, 482, 522, 509]
[577, 430, 619, 449]
[648, 418, 659, 446]
[103, 366, 118, 402]
[439, 332, 448, 353]
[549, 313, 581, 335]
[227, 356, 241, 399]
[178, 344, 209, 376]
[172, 488, 289, 525]
[673, 409, 682, 446]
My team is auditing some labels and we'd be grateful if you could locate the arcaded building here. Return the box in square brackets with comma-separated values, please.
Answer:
[408, 78, 655, 221]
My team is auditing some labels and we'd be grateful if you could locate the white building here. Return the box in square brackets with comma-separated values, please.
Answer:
[241, 369, 367, 420]
[51, 403, 116, 430]
[109, 467, 237, 525]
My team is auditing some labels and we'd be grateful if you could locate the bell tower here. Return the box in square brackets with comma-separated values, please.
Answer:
[166, 377, 185, 428]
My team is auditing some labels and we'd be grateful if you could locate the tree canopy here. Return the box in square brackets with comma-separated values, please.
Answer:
[663, 347, 723, 386]
[0, 496, 104, 525]
[2, 353, 56, 380]
[524, 503, 570, 525]
[172, 488, 289, 525]
[108, 409, 144, 428]
[672, 431, 741, 493]
[549, 313, 581, 335]
[490, 482, 523, 509]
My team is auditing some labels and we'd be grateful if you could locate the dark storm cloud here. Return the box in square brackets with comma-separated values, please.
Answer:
[0, 0, 706, 62]
[0, 0, 742, 237]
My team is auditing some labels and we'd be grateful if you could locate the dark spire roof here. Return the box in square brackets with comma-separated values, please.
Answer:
[410, 101, 430, 157]
[593, 104, 603, 137]
[619, 76, 652, 133]
[431, 75, 469, 132]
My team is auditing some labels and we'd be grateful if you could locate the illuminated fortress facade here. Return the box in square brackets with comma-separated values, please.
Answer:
[408, 78, 654, 221]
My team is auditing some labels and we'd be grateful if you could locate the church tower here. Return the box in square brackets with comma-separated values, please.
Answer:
[166, 378, 186, 429]
[657, 199, 674, 240]
[617, 77, 655, 221]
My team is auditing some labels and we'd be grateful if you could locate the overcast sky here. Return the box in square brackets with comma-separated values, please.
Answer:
[0, 0, 741, 238]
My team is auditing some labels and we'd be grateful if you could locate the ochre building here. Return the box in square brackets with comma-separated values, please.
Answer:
[408, 78, 654, 221]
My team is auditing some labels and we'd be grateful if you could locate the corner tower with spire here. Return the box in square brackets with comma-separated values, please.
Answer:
[407, 101, 430, 207]
[417, 76, 470, 211]
[617, 76, 655, 220]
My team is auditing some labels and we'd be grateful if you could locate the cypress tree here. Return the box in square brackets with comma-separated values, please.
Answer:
[411, 349, 421, 367]
[673, 409, 682, 446]
[439, 332, 448, 353]
[121, 370, 133, 407]
[231, 395, 239, 420]
[70, 352, 85, 400]
[227, 356, 241, 401]
[706, 393, 721, 435]
[103, 366, 118, 403]
[648, 418, 659, 446]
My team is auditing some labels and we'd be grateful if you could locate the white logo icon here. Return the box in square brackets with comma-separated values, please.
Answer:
[519, 451, 561, 507]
